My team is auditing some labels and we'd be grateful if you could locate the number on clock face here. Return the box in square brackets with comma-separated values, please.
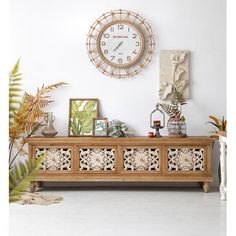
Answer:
[99, 22, 143, 67]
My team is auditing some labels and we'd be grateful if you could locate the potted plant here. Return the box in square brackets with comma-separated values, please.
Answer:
[206, 115, 227, 138]
[9, 60, 66, 202]
[158, 87, 187, 137]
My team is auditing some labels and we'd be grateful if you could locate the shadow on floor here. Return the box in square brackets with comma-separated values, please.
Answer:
[35, 182, 219, 193]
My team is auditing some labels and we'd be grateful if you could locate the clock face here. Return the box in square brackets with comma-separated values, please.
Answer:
[98, 22, 144, 68]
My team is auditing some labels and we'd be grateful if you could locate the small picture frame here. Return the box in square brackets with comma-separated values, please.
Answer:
[68, 98, 99, 136]
[93, 118, 108, 136]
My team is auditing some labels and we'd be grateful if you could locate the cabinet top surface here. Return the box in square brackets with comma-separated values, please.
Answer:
[25, 136, 213, 144]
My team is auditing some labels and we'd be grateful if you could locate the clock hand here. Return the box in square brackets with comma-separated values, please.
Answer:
[113, 41, 123, 52]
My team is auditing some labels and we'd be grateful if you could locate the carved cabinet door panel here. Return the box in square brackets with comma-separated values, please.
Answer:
[78, 147, 117, 172]
[166, 146, 206, 173]
[33, 146, 73, 172]
[122, 147, 161, 173]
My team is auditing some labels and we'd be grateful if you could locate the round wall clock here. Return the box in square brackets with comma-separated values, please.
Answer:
[86, 9, 155, 78]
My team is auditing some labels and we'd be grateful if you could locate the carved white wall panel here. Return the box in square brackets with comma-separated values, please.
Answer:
[159, 50, 190, 100]
[35, 148, 72, 171]
[123, 148, 160, 171]
[79, 148, 115, 171]
[168, 148, 204, 171]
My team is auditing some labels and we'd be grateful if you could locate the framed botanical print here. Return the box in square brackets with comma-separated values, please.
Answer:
[93, 117, 108, 136]
[68, 98, 99, 136]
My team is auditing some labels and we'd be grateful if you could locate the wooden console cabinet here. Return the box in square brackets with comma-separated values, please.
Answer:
[26, 136, 213, 192]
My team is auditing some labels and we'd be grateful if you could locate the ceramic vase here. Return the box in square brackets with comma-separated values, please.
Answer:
[41, 112, 58, 137]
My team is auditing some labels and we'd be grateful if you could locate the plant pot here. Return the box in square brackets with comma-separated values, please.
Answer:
[167, 117, 187, 137]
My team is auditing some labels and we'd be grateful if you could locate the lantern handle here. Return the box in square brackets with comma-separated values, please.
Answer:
[156, 103, 165, 128]
[150, 103, 166, 128]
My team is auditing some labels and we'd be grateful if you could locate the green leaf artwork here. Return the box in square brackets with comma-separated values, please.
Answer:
[69, 99, 98, 136]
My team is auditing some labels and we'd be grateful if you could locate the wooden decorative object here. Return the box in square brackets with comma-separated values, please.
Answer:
[86, 9, 155, 78]
[26, 136, 213, 192]
[159, 50, 190, 100]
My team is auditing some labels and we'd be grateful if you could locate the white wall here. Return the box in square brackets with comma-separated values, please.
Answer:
[9, 0, 226, 186]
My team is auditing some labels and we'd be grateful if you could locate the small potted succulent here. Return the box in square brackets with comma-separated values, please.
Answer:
[158, 87, 187, 137]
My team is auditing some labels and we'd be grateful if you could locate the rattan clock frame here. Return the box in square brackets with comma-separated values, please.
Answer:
[86, 9, 155, 78]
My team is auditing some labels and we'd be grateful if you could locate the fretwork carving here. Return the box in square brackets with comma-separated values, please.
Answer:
[123, 148, 160, 171]
[35, 148, 72, 171]
[79, 148, 115, 171]
[168, 148, 204, 171]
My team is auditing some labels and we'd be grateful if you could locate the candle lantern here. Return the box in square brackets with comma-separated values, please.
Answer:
[150, 104, 165, 137]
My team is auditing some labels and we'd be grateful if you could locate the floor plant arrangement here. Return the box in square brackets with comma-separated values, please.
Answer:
[9, 156, 44, 202]
[9, 59, 66, 203]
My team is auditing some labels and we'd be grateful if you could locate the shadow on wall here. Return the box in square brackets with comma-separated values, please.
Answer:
[211, 141, 220, 188]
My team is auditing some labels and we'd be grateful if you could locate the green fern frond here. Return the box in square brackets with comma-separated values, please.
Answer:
[158, 86, 187, 118]
[11, 59, 20, 74]
[9, 87, 22, 92]
[9, 98, 21, 104]
[9, 105, 19, 111]
[9, 155, 44, 203]
[159, 103, 178, 117]
[9, 92, 22, 97]
[171, 99, 178, 106]
[9, 59, 23, 125]
[172, 87, 186, 106]
[10, 82, 22, 86]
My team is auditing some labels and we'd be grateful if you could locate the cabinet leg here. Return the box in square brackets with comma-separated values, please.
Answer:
[30, 181, 37, 193]
[203, 182, 210, 193]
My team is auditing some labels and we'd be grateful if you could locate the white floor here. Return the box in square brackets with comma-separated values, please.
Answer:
[9, 187, 226, 236]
